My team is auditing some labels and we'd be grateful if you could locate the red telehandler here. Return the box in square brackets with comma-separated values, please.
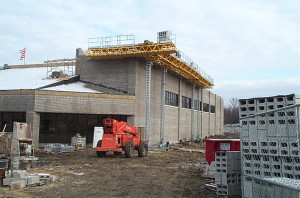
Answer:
[95, 118, 148, 158]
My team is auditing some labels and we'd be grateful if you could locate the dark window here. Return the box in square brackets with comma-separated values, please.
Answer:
[165, 91, 179, 107]
[210, 105, 216, 113]
[0, 112, 26, 132]
[194, 100, 202, 111]
[2, 112, 13, 132]
[67, 114, 78, 134]
[13, 112, 26, 122]
[203, 103, 209, 112]
[182, 96, 191, 109]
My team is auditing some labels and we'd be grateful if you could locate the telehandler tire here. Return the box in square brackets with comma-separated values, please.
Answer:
[97, 140, 102, 147]
[138, 141, 148, 157]
[124, 141, 134, 158]
[96, 151, 106, 157]
[96, 140, 106, 157]
[113, 151, 122, 155]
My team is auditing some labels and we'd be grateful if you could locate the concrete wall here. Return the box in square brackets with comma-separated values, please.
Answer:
[76, 54, 140, 95]
[0, 90, 135, 115]
[165, 70, 223, 143]
[0, 91, 35, 112]
[34, 91, 135, 115]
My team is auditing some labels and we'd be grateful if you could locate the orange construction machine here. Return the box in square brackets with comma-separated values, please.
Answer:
[95, 118, 148, 158]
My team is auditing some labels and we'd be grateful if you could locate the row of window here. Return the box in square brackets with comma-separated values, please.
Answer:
[165, 91, 215, 113]
[40, 113, 127, 143]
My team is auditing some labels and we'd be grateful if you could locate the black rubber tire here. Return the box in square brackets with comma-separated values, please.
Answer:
[96, 140, 106, 157]
[113, 151, 122, 155]
[97, 140, 102, 147]
[124, 141, 134, 158]
[138, 141, 148, 157]
[96, 151, 106, 157]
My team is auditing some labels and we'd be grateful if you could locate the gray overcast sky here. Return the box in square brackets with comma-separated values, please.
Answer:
[0, 0, 299, 105]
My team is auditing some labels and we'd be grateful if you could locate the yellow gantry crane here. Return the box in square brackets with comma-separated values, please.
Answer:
[85, 33, 214, 89]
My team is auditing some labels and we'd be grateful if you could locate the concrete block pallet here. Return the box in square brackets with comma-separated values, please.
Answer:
[239, 94, 300, 197]
[215, 151, 242, 197]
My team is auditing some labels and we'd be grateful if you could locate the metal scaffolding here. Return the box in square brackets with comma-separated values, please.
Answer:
[197, 87, 201, 139]
[191, 85, 195, 140]
[145, 61, 152, 143]
[45, 58, 75, 78]
[159, 68, 166, 146]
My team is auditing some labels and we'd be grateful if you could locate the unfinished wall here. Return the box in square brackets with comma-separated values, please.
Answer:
[0, 91, 35, 112]
[76, 52, 139, 95]
[164, 106, 179, 143]
[34, 91, 135, 115]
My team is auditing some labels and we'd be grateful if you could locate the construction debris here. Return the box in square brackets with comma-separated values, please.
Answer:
[44, 144, 75, 153]
[202, 161, 216, 179]
[3, 170, 57, 189]
[67, 170, 85, 176]
[71, 133, 86, 150]
[0, 122, 57, 190]
[204, 182, 217, 192]
[224, 124, 239, 133]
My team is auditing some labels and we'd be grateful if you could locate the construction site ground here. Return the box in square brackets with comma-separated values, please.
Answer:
[0, 143, 216, 198]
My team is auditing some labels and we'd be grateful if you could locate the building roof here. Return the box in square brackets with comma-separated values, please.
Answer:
[0, 66, 74, 90]
[42, 81, 102, 93]
[0, 66, 128, 95]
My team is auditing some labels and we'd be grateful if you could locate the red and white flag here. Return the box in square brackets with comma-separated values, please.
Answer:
[20, 48, 26, 60]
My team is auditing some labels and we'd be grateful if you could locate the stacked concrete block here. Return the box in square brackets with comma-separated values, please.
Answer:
[239, 94, 300, 197]
[3, 170, 57, 188]
[242, 175, 253, 198]
[26, 175, 40, 185]
[215, 151, 241, 197]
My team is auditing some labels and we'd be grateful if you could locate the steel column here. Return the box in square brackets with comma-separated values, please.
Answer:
[197, 87, 201, 139]
[160, 68, 166, 146]
[191, 85, 195, 140]
[145, 61, 152, 143]
[200, 87, 203, 138]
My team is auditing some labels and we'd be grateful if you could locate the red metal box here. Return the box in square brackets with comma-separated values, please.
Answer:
[205, 139, 240, 165]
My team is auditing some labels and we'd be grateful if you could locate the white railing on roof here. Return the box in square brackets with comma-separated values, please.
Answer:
[88, 35, 135, 49]
[172, 51, 214, 85]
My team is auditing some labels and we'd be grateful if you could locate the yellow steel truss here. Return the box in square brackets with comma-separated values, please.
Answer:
[85, 42, 213, 88]
[86, 42, 177, 59]
[148, 54, 213, 88]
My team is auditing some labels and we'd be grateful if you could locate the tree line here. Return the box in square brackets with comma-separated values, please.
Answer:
[224, 98, 239, 124]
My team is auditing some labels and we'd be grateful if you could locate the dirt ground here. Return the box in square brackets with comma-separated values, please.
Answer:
[0, 146, 216, 198]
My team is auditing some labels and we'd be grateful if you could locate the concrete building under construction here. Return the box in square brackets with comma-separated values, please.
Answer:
[0, 31, 224, 147]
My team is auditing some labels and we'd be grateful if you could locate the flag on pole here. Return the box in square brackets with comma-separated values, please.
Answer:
[20, 48, 26, 60]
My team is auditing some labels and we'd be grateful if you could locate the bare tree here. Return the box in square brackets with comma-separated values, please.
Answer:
[224, 98, 239, 124]
[229, 98, 239, 109]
